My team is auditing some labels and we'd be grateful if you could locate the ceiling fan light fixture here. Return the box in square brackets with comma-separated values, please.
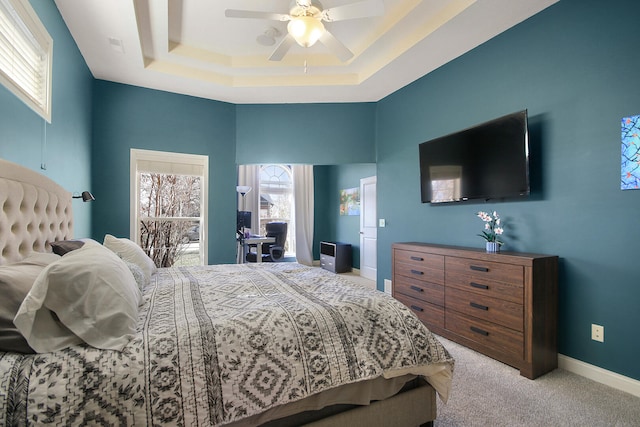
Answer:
[287, 16, 325, 47]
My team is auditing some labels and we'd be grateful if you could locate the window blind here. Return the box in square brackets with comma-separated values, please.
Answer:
[0, 0, 51, 121]
[136, 159, 205, 177]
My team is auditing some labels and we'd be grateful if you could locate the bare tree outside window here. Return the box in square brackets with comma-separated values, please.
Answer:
[139, 173, 201, 267]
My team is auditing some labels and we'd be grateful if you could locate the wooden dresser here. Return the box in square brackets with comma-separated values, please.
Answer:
[392, 242, 558, 379]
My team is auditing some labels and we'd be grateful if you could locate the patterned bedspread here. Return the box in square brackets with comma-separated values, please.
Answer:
[0, 263, 453, 426]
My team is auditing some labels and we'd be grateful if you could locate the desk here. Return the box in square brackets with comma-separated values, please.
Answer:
[243, 236, 275, 263]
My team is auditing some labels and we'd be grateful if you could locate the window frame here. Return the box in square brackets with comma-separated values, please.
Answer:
[0, 0, 52, 122]
[130, 148, 209, 265]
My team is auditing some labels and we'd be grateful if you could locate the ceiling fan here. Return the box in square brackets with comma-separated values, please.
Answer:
[225, 0, 384, 62]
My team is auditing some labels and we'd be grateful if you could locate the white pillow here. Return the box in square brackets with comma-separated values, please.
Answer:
[14, 244, 142, 353]
[0, 252, 61, 353]
[103, 234, 156, 284]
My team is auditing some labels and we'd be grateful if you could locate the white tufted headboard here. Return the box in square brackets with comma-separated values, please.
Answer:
[0, 158, 73, 265]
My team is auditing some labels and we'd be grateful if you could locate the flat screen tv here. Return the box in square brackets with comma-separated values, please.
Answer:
[419, 110, 530, 204]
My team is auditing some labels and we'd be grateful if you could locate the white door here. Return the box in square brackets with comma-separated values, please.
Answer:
[360, 176, 377, 281]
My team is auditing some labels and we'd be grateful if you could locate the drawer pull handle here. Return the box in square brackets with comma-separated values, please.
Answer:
[470, 282, 489, 290]
[470, 265, 489, 272]
[410, 305, 424, 312]
[470, 302, 489, 311]
[410, 256, 424, 261]
[410, 269, 424, 276]
[410, 285, 424, 292]
[470, 326, 489, 336]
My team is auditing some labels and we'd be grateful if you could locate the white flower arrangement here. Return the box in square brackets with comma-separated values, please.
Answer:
[477, 211, 504, 245]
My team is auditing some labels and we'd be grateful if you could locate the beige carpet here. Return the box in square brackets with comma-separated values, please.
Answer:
[339, 270, 377, 290]
[434, 336, 640, 426]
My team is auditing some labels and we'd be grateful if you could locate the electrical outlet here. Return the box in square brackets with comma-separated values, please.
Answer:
[591, 324, 604, 342]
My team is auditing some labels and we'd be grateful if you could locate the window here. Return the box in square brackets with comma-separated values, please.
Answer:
[259, 164, 294, 255]
[0, 0, 52, 122]
[130, 149, 208, 267]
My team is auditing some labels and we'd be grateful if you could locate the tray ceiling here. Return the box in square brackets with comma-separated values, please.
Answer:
[54, 0, 559, 104]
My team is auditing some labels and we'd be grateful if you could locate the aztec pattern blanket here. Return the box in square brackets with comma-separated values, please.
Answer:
[0, 263, 453, 426]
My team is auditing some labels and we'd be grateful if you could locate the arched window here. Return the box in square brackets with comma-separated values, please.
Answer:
[259, 164, 294, 255]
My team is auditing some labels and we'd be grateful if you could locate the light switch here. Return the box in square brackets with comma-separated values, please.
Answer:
[379, 219, 386, 227]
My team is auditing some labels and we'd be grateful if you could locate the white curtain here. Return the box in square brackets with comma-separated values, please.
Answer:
[293, 164, 314, 265]
[237, 165, 260, 231]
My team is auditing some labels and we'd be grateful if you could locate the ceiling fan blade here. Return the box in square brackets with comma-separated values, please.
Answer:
[318, 30, 354, 62]
[321, 0, 384, 22]
[225, 9, 290, 21]
[269, 34, 296, 61]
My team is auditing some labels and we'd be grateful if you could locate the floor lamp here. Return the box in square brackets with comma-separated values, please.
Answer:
[236, 185, 251, 263]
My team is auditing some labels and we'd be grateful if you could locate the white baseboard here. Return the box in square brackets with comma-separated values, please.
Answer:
[558, 354, 640, 398]
[383, 279, 392, 294]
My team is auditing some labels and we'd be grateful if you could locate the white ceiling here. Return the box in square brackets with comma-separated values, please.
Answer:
[53, 0, 558, 105]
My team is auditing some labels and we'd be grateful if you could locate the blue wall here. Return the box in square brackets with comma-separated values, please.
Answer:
[236, 103, 376, 165]
[376, 0, 639, 380]
[91, 81, 237, 264]
[314, 164, 376, 267]
[0, 0, 93, 237]
[313, 166, 331, 260]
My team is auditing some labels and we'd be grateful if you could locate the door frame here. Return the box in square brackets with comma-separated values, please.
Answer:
[359, 176, 377, 281]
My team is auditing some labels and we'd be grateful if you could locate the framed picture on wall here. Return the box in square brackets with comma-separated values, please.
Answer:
[621, 114, 640, 190]
[340, 187, 360, 215]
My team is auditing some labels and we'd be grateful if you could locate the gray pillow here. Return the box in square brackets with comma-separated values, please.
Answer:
[50, 239, 85, 256]
[0, 252, 61, 353]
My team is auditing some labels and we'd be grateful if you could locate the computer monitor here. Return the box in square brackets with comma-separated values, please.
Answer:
[237, 210, 251, 231]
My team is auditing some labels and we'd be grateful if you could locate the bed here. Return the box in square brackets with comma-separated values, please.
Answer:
[0, 158, 454, 426]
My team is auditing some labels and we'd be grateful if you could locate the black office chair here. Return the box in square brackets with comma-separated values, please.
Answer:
[246, 222, 288, 262]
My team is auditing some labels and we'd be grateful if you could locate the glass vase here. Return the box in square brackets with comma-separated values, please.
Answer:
[486, 242, 500, 253]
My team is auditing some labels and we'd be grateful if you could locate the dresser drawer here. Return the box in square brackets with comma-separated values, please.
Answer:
[445, 287, 523, 332]
[395, 262, 444, 287]
[320, 254, 336, 272]
[395, 249, 444, 269]
[394, 293, 444, 330]
[445, 257, 523, 284]
[394, 275, 444, 307]
[394, 250, 444, 284]
[446, 271, 523, 304]
[446, 310, 523, 359]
